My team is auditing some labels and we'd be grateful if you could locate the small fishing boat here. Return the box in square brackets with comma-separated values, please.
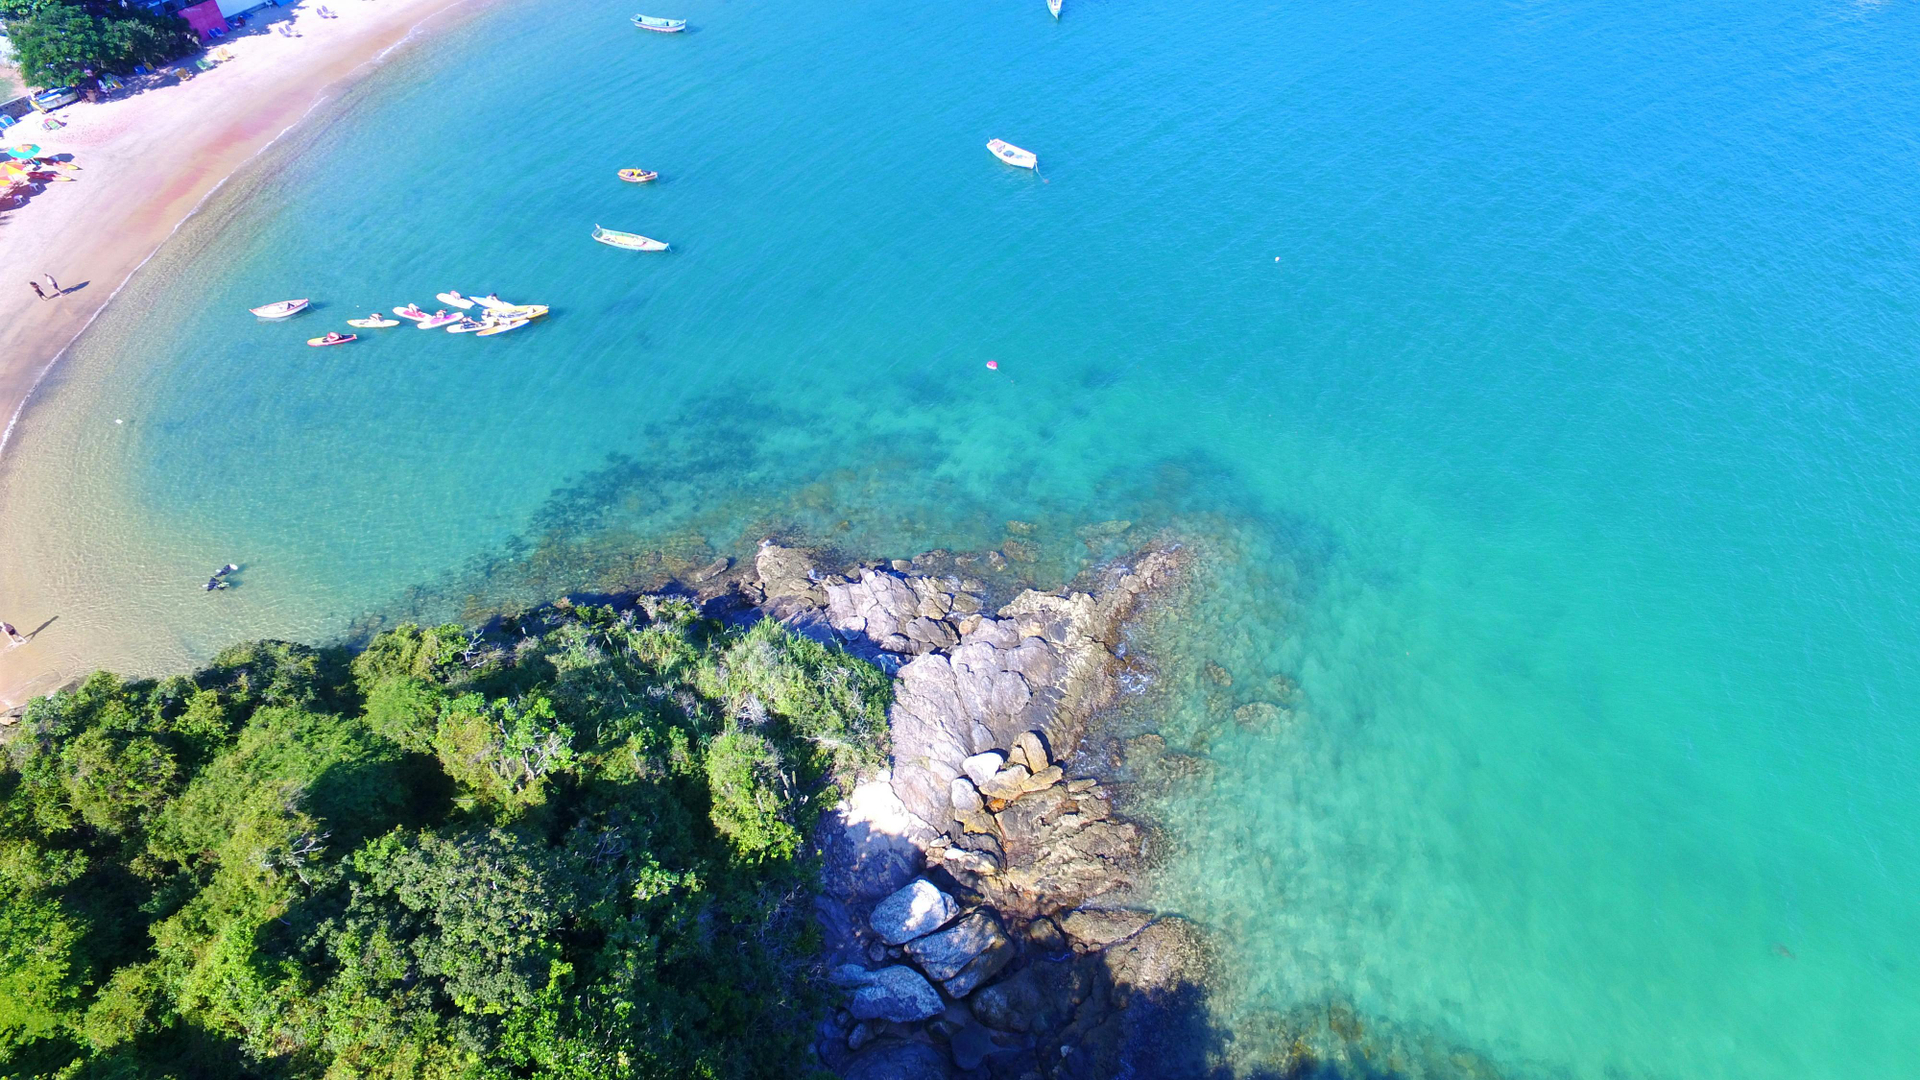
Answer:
[418, 311, 463, 329]
[631, 14, 686, 32]
[307, 333, 357, 347]
[593, 224, 668, 251]
[619, 168, 659, 183]
[392, 304, 430, 321]
[436, 290, 475, 309]
[987, 139, 1038, 169]
[249, 298, 310, 319]
[475, 317, 530, 337]
[446, 318, 488, 333]
[1047, 0, 1062, 17]
[347, 316, 400, 328]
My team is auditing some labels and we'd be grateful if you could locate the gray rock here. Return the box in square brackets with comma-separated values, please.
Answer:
[754, 542, 821, 601]
[847, 1020, 877, 1050]
[950, 1021, 1003, 1070]
[949, 776, 985, 817]
[1101, 917, 1210, 999]
[870, 878, 959, 944]
[976, 763, 1032, 803]
[961, 750, 1005, 787]
[692, 556, 731, 582]
[905, 911, 1014, 997]
[842, 1039, 952, 1080]
[841, 965, 944, 1023]
[1059, 908, 1153, 948]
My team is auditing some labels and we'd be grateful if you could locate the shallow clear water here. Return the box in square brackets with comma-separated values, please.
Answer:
[3, 0, 1918, 1075]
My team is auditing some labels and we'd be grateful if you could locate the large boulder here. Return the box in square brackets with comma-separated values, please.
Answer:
[1059, 907, 1153, 948]
[753, 541, 821, 602]
[832, 964, 945, 1023]
[869, 878, 959, 944]
[904, 911, 1014, 997]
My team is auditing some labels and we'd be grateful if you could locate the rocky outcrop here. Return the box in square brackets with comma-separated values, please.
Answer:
[780, 540, 1212, 1078]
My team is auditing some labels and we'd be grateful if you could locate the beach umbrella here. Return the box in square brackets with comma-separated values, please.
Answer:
[2, 163, 31, 181]
[5, 145, 42, 159]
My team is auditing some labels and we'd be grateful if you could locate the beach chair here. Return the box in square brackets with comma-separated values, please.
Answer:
[195, 57, 217, 71]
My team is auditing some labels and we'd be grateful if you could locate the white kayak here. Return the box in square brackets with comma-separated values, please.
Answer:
[1047, 0, 1062, 17]
[987, 139, 1038, 169]
[249, 298, 310, 319]
[436, 291, 476, 309]
[472, 294, 518, 313]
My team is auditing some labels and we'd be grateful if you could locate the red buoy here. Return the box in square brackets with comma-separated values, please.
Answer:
[986, 360, 999, 370]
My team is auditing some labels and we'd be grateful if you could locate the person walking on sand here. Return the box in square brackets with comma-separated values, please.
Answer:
[42, 273, 59, 295]
[28, 281, 46, 301]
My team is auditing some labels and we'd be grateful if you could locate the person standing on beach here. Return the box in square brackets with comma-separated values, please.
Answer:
[43, 273, 59, 295]
[28, 282, 46, 301]
[2, 622, 24, 647]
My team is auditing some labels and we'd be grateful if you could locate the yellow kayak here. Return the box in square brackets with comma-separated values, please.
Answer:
[475, 317, 530, 337]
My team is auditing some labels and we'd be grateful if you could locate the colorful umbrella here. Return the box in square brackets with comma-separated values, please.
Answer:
[2, 163, 31, 180]
[6, 145, 43, 159]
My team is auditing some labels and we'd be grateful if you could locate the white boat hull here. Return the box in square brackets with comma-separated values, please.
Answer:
[987, 139, 1038, 169]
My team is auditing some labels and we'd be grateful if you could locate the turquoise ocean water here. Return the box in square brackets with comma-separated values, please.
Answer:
[2, 0, 1917, 1075]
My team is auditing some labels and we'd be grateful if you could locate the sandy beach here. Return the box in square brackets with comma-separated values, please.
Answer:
[0, 0, 477, 459]
[0, 0, 478, 708]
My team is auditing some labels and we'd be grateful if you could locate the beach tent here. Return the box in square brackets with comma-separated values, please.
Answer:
[180, 0, 229, 42]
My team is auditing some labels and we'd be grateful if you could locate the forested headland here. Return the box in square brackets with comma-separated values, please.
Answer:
[0, 599, 891, 1079]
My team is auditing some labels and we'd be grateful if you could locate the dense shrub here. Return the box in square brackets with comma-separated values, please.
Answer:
[1, 0, 189, 87]
[0, 605, 889, 1078]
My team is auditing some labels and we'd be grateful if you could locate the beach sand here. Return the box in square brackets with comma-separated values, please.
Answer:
[0, 0, 478, 708]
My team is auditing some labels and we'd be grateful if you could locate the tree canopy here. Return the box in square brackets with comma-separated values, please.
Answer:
[1, 0, 188, 88]
[0, 601, 891, 1078]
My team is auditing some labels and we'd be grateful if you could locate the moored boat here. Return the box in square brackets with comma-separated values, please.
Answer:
[306, 333, 357, 347]
[987, 139, 1038, 169]
[250, 298, 310, 319]
[631, 14, 685, 32]
[475, 317, 531, 337]
[436, 291, 475, 309]
[593, 225, 669, 251]
[1047, 0, 1062, 18]
[619, 168, 659, 183]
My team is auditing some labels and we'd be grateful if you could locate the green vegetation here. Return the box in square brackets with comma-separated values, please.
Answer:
[0, 601, 891, 1078]
[0, 0, 188, 88]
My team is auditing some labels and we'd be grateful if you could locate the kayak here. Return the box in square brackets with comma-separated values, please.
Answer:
[307, 334, 358, 347]
[418, 311, 463, 329]
[474, 317, 530, 337]
[392, 305, 430, 321]
[347, 317, 400, 328]
[493, 304, 549, 320]
[436, 291, 475, 309]
[472, 294, 518, 313]
[250, 298, 310, 319]
[446, 318, 488, 333]
[619, 168, 659, 183]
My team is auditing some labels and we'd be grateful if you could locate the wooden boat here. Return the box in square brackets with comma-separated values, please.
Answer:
[631, 14, 686, 32]
[475, 317, 530, 337]
[1047, 0, 1062, 17]
[249, 298, 309, 319]
[347, 317, 400, 328]
[987, 139, 1038, 169]
[619, 168, 659, 183]
[593, 225, 668, 251]
[417, 311, 463, 329]
[436, 290, 475, 309]
[306, 333, 357, 347]
[392, 304, 430, 321]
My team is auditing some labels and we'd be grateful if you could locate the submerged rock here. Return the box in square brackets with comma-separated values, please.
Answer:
[870, 878, 959, 944]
